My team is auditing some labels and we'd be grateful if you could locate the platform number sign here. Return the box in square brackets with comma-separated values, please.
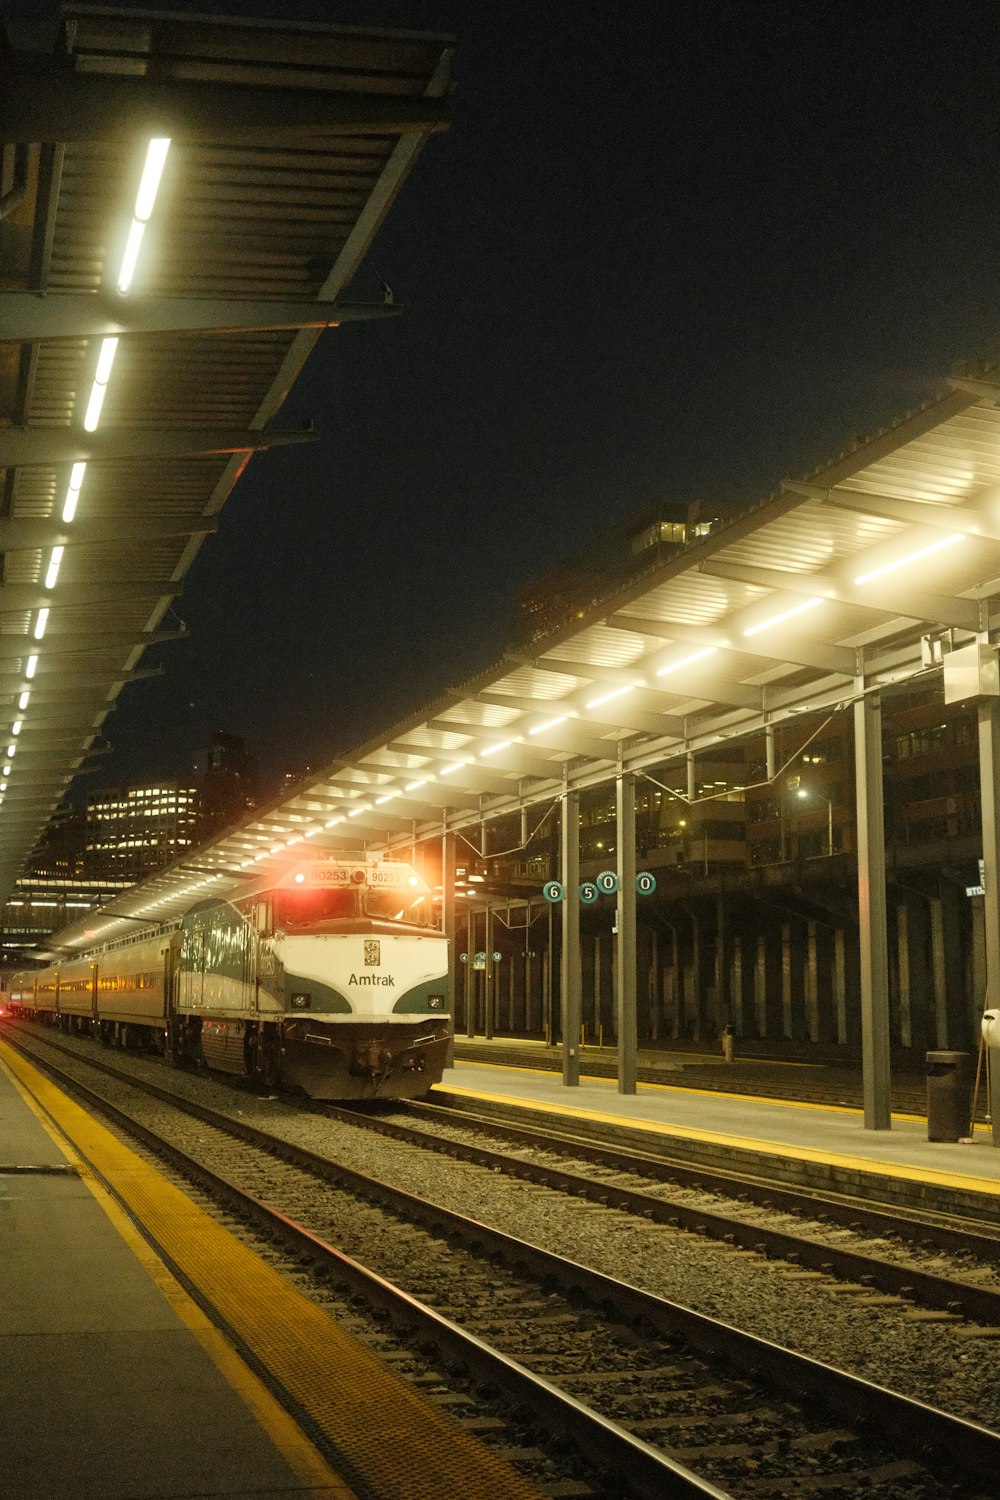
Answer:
[579, 881, 599, 905]
[596, 870, 619, 895]
[542, 880, 564, 903]
[636, 872, 657, 896]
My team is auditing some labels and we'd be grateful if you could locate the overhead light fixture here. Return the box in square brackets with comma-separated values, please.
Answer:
[656, 646, 718, 677]
[853, 533, 965, 586]
[83, 336, 119, 431]
[347, 805, 368, 817]
[62, 461, 87, 523]
[742, 597, 823, 637]
[118, 137, 171, 293]
[586, 685, 635, 709]
[11, 721, 22, 736]
[17, 692, 28, 711]
[529, 716, 568, 735]
[34, 608, 49, 640]
[25, 655, 38, 678]
[324, 817, 342, 829]
[45, 546, 64, 590]
[404, 779, 427, 793]
[479, 740, 511, 758]
[439, 761, 466, 776]
[374, 792, 397, 805]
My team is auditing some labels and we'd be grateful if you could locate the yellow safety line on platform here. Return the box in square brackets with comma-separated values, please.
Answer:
[2, 1048, 355, 1499]
[443, 1080, 1000, 1197]
[0, 1042, 545, 1500]
[454, 1055, 908, 1118]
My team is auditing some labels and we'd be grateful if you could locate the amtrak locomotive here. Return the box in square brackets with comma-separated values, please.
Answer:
[10, 857, 451, 1099]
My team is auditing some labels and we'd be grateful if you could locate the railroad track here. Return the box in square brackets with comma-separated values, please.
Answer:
[6, 1022, 999, 1499]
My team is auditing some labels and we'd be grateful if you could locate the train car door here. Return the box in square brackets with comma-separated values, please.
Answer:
[180, 926, 206, 1010]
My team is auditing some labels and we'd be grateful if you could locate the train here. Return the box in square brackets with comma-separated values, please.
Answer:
[6, 855, 451, 1100]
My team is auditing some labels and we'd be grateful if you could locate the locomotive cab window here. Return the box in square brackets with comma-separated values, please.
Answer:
[274, 887, 357, 929]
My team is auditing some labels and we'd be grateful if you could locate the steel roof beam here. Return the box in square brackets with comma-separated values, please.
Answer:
[603, 611, 856, 676]
[0, 517, 217, 552]
[819, 484, 1000, 541]
[0, 59, 452, 144]
[0, 425, 316, 467]
[428, 717, 615, 765]
[0, 630, 184, 662]
[0, 582, 180, 612]
[700, 557, 980, 632]
[0, 669, 162, 690]
[0, 293, 401, 343]
[507, 653, 763, 712]
[470, 689, 686, 740]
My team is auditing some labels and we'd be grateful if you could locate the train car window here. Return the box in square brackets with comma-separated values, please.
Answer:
[254, 899, 273, 936]
[275, 888, 357, 928]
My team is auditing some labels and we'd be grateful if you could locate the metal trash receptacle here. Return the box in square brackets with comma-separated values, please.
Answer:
[926, 1050, 971, 1142]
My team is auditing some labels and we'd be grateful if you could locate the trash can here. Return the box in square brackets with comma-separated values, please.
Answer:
[926, 1050, 971, 1142]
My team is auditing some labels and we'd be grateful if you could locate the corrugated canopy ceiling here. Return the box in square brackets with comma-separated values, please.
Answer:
[52, 372, 1000, 951]
[0, 4, 453, 902]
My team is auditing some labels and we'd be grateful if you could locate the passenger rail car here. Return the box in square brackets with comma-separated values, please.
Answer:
[10, 858, 451, 1100]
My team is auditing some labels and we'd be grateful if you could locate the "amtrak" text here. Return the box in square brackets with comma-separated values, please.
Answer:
[349, 973, 396, 986]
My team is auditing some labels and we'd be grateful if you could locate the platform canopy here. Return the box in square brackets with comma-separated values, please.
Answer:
[49, 369, 1000, 952]
[0, 5, 453, 902]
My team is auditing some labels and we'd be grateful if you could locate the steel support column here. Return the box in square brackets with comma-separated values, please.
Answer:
[441, 824, 456, 1067]
[560, 787, 581, 1086]
[977, 693, 1000, 1145]
[616, 768, 637, 1094]
[854, 680, 892, 1129]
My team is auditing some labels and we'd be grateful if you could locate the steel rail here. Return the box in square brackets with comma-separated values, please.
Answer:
[425, 1086, 1000, 1231]
[8, 1026, 1000, 1493]
[323, 1100, 1000, 1323]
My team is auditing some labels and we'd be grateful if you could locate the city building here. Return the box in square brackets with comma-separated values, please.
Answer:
[85, 783, 201, 883]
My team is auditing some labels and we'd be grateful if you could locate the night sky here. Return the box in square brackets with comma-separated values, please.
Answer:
[20, 1, 1000, 795]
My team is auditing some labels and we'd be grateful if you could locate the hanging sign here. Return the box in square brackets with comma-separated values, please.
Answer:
[596, 870, 619, 895]
[473, 951, 486, 970]
[492, 951, 502, 963]
[459, 952, 468, 963]
[579, 881, 599, 905]
[542, 880, 564, 903]
[636, 872, 657, 895]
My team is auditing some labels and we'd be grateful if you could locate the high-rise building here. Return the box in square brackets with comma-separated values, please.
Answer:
[85, 783, 200, 882]
[193, 731, 257, 837]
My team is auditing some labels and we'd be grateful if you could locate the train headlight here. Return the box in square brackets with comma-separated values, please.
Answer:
[293, 871, 306, 885]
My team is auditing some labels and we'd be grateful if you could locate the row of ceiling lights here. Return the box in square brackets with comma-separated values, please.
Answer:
[118, 521, 971, 902]
[7, 141, 172, 837]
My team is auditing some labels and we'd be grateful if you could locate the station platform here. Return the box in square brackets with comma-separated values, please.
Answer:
[0, 1041, 544, 1500]
[440, 1041, 1000, 1220]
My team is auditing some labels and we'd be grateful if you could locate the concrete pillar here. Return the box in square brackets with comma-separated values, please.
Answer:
[754, 933, 767, 1036]
[834, 928, 848, 1045]
[930, 897, 949, 1049]
[805, 921, 819, 1043]
[592, 933, 602, 1037]
[855, 682, 892, 1128]
[730, 932, 744, 1036]
[896, 903, 912, 1051]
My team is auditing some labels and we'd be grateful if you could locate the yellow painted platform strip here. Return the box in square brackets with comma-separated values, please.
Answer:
[452, 1054, 896, 1118]
[1, 1041, 544, 1500]
[5, 1053, 352, 1497]
[442, 1079, 1000, 1198]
